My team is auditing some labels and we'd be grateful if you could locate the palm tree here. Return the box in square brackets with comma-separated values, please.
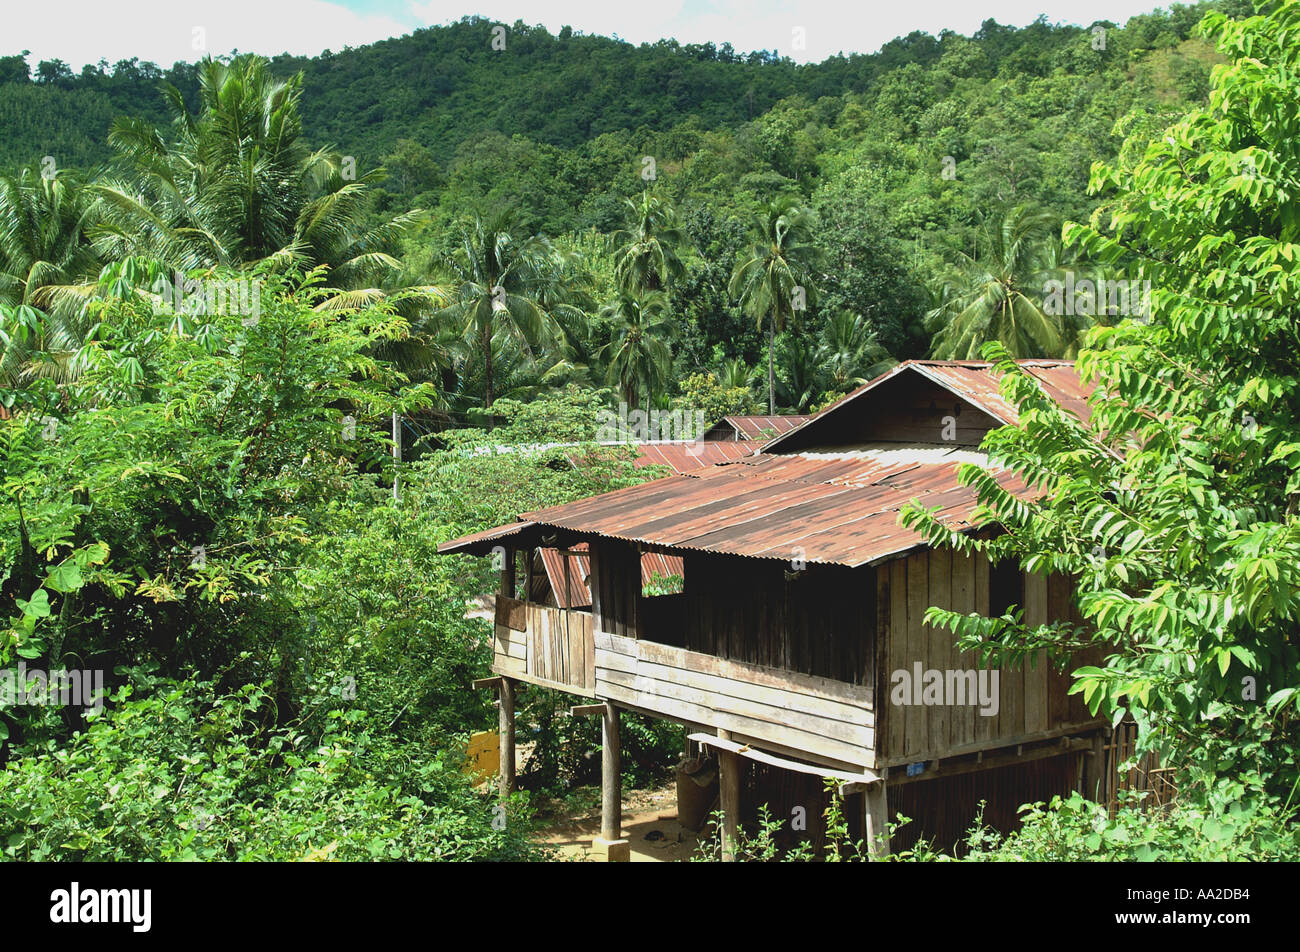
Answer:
[774, 311, 895, 413]
[775, 334, 824, 414]
[610, 191, 686, 294]
[93, 56, 416, 284]
[434, 213, 575, 410]
[716, 356, 755, 394]
[817, 310, 895, 396]
[728, 197, 824, 413]
[925, 205, 1071, 359]
[0, 167, 103, 385]
[599, 290, 673, 409]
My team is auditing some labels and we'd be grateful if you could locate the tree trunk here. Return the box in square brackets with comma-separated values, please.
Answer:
[767, 315, 776, 414]
[483, 316, 494, 412]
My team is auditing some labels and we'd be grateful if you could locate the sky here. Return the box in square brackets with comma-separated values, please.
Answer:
[6, 0, 1169, 71]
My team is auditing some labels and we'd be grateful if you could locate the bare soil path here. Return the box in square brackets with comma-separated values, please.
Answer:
[533, 783, 700, 862]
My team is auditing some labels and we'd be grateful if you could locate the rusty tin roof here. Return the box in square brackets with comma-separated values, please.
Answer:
[439, 360, 1089, 567]
[719, 414, 815, 440]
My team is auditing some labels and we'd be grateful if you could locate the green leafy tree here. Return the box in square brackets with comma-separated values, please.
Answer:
[903, 0, 1300, 815]
[1, 266, 431, 691]
[674, 370, 758, 426]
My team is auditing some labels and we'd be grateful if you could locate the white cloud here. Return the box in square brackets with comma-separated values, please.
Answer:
[3, 0, 411, 70]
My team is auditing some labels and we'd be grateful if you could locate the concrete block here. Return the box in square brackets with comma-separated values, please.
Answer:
[591, 836, 630, 862]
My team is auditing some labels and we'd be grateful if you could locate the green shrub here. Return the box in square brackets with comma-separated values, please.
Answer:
[0, 678, 543, 861]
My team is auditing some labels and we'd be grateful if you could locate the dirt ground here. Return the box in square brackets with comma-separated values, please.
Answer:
[534, 783, 702, 862]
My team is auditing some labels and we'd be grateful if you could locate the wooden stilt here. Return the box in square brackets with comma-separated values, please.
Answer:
[716, 729, 741, 862]
[497, 677, 515, 799]
[601, 701, 622, 842]
[864, 780, 890, 860]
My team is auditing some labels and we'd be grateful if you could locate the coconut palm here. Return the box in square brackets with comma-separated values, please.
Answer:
[817, 310, 895, 395]
[728, 197, 824, 413]
[598, 289, 673, 409]
[774, 311, 895, 413]
[610, 191, 687, 294]
[433, 212, 578, 410]
[716, 356, 755, 394]
[0, 167, 104, 385]
[92, 56, 416, 285]
[775, 334, 824, 414]
[925, 205, 1072, 359]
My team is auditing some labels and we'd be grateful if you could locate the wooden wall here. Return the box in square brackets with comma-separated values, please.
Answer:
[889, 752, 1081, 853]
[491, 596, 596, 696]
[875, 547, 1104, 766]
[589, 538, 641, 638]
[595, 630, 876, 769]
[775, 374, 1003, 450]
[681, 553, 875, 686]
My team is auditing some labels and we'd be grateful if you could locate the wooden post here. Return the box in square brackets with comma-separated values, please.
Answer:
[498, 677, 515, 799]
[601, 701, 622, 841]
[716, 729, 741, 862]
[499, 547, 515, 599]
[863, 779, 890, 860]
[1083, 729, 1107, 805]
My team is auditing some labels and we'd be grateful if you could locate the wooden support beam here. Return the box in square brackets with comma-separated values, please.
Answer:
[877, 721, 1106, 769]
[716, 729, 741, 862]
[499, 547, 515, 599]
[688, 733, 880, 792]
[570, 703, 607, 717]
[472, 676, 503, 690]
[864, 782, 890, 861]
[498, 677, 515, 799]
[601, 701, 622, 842]
[886, 737, 1093, 789]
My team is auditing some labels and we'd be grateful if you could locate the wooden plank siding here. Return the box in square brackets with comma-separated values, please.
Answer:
[874, 548, 1105, 768]
[490, 599, 596, 697]
[680, 553, 874, 687]
[589, 538, 641, 639]
[594, 630, 876, 770]
[776, 373, 1005, 449]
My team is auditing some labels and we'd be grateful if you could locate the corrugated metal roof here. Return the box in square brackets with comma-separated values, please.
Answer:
[439, 520, 537, 554]
[721, 415, 814, 440]
[440, 360, 1086, 567]
[514, 445, 1025, 568]
[628, 440, 763, 472]
[538, 544, 683, 609]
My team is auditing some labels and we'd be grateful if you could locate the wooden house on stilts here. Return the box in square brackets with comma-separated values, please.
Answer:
[439, 360, 1109, 860]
